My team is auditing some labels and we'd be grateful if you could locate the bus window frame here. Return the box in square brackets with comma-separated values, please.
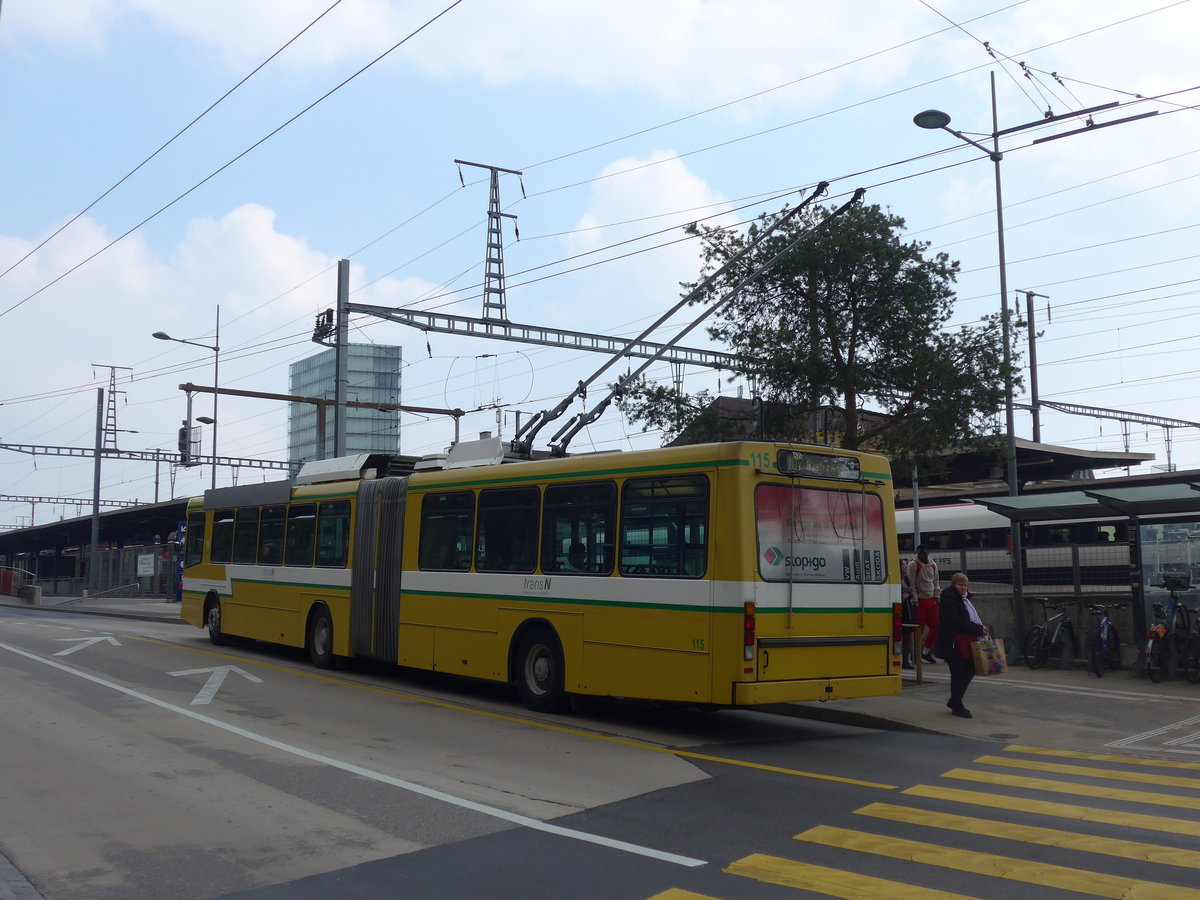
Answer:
[285, 502, 318, 568]
[315, 499, 351, 568]
[185, 511, 206, 567]
[232, 507, 260, 564]
[258, 505, 286, 566]
[210, 508, 235, 564]
[475, 486, 539, 573]
[418, 491, 474, 571]
[540, 481, 616, 575]
[619, 474, 708, 578]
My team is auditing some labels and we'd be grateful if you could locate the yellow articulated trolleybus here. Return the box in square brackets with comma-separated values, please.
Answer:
[180, 439, 902, 711]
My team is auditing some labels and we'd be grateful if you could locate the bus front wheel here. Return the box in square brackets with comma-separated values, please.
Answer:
[307, 606, 334, 669]
[515, 626, 566, 713]
[205, 595, 228, 646]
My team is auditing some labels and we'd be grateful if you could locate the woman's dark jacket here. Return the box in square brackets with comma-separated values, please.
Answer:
[935, 584, 986, 660]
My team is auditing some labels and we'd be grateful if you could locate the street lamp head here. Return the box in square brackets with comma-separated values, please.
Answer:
[152, 331, 172, 341]
[913, 109, 952, 130]
[196, 416, 215, 425]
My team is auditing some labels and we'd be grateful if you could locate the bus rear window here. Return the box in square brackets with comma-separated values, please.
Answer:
[756, 484, 886, 583]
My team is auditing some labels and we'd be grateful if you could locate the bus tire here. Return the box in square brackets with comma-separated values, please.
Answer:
[515, 626, 566, 713]
[205, 594, 228, 646]
[307, 605, 334, 669]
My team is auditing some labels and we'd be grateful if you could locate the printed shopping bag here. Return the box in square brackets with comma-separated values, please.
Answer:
[971, 637, 1008, 676]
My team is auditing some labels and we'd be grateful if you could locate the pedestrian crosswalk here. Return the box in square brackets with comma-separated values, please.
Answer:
[650, 744, 1200, 899]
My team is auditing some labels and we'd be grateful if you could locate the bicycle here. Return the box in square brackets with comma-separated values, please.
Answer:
[1086, 604, 1122, 678]
[1024, 598, 1077, 670]
[1145, 574, 1191, 683]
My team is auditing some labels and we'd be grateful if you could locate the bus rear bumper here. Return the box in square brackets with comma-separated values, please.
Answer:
[733, 674, 901, 705]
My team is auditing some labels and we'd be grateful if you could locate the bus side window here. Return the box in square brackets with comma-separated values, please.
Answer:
[476, 487, 538, 573]
[619, 474, 708, 578]
[185, 511, 206, 567]
[285, 503, 317, 567]
[540, 481, 616, 575]
[316, 500, 351, 568]
[258, 505, 286, 565]
[418, 492, 473, 571]
[232, 508, 260, 564]
[210, 509, 235, 564]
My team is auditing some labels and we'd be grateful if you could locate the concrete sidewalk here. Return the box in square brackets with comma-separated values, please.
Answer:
[0, 593, 185, 623]
[787, 650, 1200, 754]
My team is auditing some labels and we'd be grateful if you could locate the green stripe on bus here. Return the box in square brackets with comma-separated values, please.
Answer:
[229, 577, 351, 593]
[407, 457, 748, 492]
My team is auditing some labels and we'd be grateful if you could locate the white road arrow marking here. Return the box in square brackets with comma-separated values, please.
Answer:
[169, 666, 263, 705]
[54, 635, 121, 656]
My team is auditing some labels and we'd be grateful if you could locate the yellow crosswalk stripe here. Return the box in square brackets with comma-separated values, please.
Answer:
[1004, 744, 1200, 771]
[973, 754, 1200, 789]
[725, 853, 983, 899]
[795, 825, 1200, 899]
[904, 783, 1200, 838]
[645, 890, 722, 900]
[945, 767, 1200, 810]
[857, 802, 1200, 869]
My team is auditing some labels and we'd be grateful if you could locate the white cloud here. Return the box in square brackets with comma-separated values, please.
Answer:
[540, 151, 729, 334]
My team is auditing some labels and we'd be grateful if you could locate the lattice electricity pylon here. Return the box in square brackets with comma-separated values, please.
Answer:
[455, 159, 523, 322]
[93, 364, 131, 450]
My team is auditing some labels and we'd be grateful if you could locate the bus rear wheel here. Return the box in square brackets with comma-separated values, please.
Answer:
[515, 626, 566, 713]
[307, 605, 334, 669]
[205, 596, 228, 646]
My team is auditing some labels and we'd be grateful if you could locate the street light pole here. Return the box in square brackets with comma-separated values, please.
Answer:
[914, 71, 1026, 644]
[153, 305, 220, 490]
[212, 305, 219, 490]
[915, 80, 1159, 651]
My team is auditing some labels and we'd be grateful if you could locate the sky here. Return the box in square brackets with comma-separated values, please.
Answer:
[1, 0, 1199, 526]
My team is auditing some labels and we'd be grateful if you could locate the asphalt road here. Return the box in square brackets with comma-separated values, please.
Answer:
[3, 605, 1200, 899]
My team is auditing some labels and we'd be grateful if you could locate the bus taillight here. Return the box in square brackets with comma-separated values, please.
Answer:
[892, 602, 903, 652]
[743, 601, 756, 661]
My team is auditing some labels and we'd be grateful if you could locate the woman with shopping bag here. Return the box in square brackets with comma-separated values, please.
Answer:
[935, 573, 987, 719]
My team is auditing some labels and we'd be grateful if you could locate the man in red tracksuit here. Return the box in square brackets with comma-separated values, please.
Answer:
[907, 544, 941, 664]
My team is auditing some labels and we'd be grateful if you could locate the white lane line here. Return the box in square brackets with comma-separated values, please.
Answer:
[0, 641, 706, 868]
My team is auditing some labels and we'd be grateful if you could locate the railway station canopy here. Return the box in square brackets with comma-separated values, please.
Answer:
[977, 483, 1200, 522]
[914, 437, 1154, 490]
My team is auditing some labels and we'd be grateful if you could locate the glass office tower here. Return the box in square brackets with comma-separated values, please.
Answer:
[288, 344, 401, 466]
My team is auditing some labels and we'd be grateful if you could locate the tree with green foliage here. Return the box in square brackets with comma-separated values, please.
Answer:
[617, 201, 1017, 469]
